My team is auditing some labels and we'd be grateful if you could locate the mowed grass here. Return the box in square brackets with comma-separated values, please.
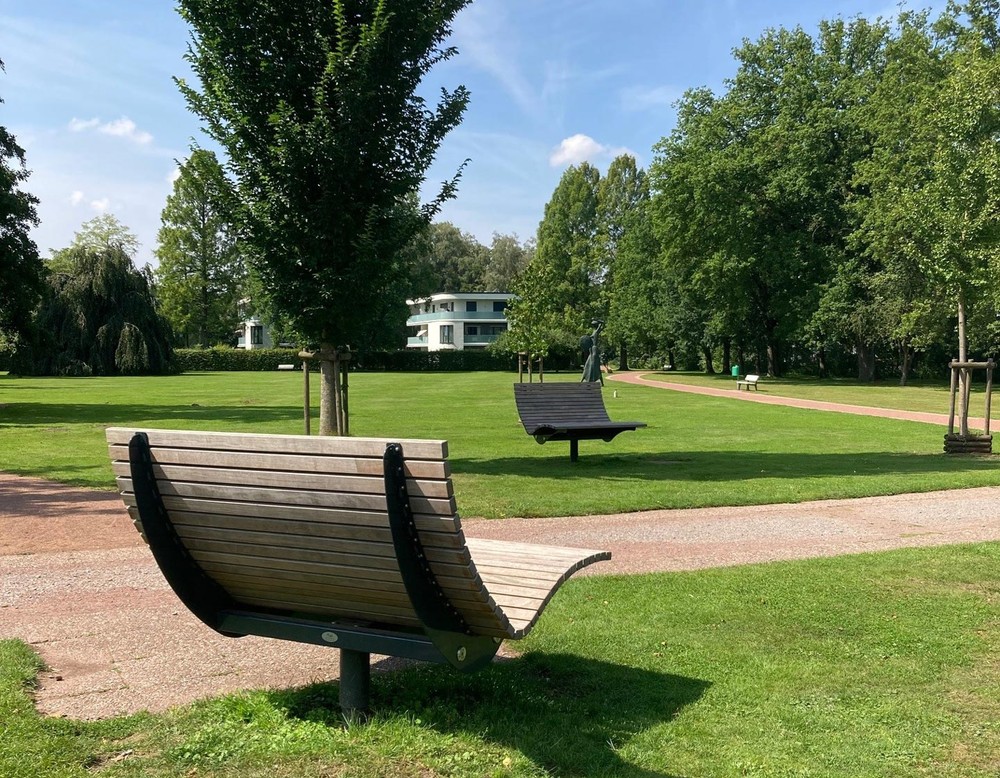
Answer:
[1, 371, 998, 518]
[4, 544, 1000, 777]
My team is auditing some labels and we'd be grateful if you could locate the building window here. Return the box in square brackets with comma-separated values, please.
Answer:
[493, 300, 507, 312]
[466, 301, 478, 312]
[251, 325, 264, 345]
[466, 325, 479, 336]
[440, 324, 454, 344]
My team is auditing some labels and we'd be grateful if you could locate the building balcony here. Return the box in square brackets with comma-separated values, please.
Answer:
[406, 310, 508, 324]
[407, 336, 429, 347]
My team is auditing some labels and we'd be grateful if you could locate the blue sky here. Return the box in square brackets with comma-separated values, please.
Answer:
[2, 0, 935, 268]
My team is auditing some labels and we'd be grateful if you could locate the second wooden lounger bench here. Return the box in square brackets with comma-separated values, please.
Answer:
[106, 427, 610, 714]
[514, 382, 647, 462]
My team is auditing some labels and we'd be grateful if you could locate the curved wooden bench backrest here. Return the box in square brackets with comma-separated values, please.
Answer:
[513, 382, 612, 431]
[107, 428, 516, 638]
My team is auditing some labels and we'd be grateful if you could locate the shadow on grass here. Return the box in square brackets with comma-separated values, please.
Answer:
[452, 449, 999, 483]
[0, 402, 301, 428]
[271, 652, 708, 777]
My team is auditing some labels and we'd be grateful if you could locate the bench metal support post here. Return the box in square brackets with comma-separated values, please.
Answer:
[339, 649, 371, 717]
[570, 439, 579, 462]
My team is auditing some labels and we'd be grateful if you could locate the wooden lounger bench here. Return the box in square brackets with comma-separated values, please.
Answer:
[106, 427, 610, 714]
[513, 382, 647, 462]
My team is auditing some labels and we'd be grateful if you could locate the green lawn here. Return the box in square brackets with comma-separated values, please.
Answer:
[4, 544, 999, 777]
[1, 371, 998, 518]
[643, 370, 991, 418]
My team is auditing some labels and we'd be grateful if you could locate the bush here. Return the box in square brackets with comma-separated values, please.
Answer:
[175, 347, 303, 372]
[175, 347, 519, 372]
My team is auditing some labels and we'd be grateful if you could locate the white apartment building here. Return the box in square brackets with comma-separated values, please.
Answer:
[406, 292, 514, 351]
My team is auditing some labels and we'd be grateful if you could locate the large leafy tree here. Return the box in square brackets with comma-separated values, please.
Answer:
[14, 244, 173, 376]
[481, 233, 532, 293]
[409, 221, 488, 295]
[177, 0, 471, 434]
[47, 213, 141, 275]
[596, 154, 647, 368]
[0, 59, 44, 343]
[508, 162, 601, 358]
[858, 4, 1000, 431]
[155, 150, 245, 347]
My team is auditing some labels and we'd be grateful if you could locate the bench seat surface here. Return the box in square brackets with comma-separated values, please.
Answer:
[107, 427, 608, 640]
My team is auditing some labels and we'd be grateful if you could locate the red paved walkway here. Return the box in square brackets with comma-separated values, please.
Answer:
[608, 372, 988, 430]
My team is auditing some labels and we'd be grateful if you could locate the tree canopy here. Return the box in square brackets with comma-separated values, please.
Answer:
[0, 59, 44, 343]
[155, 149, 245, 347]
[177, 0, 472, 433]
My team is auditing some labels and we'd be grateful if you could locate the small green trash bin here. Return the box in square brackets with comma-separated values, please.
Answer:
[731, 364, 740, 378]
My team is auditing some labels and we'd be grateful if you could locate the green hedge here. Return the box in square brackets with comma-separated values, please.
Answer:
[174, 347, 520, 372]
[175, 347, 303, 372]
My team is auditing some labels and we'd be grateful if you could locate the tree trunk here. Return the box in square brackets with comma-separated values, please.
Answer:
[817, 346, 828, 379]
[667, 349, 676, 370]
[958, 293, 969, 437]
[619, 342, 629, 371]
[722, 338, 732, 376]
[702, 346, 716, 374]
[898, 341, 912, 387]
[319, 343, 345, 436]
[856, 340, 875, 383]
[766, 341, 780, 377]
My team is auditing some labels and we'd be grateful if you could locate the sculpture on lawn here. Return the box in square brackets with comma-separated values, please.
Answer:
[580, 319, 605, 384]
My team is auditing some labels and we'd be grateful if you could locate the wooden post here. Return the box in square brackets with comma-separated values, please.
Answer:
[947, 361, 958, 435]
[340, 349, 350, 437]
[985, 360, 994, 437]
[299, 350, 314, 436]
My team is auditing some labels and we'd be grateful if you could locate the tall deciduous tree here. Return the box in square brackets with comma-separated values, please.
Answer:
[481, 233, 532, 292]
[177, 0, 471, 434]
[0, 59, 44, 343]
[597, 154, 648, 368]
[14, 245, 173, 376]
[155, 150, 245, 347]
[508, 162, 601, 357]
[47, 213, 141, 275]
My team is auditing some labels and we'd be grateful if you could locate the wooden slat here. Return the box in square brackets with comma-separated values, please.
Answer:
[122, 494, 460, 535]
[173, 523, 465, 555]
[109, 444, 450, 480]
[111, 461, 453, 499]
[106, 427, 448, 460]
[116, 477, 458, 517]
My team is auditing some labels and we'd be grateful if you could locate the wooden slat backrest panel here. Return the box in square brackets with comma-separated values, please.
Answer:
[513, 382, 613, 430]
[107, 427, 511, 635]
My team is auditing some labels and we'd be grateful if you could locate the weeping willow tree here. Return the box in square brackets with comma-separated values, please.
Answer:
[13, 245, 174, 376]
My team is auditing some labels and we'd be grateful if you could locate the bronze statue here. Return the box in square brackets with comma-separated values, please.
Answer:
[580, 319, 604, 384]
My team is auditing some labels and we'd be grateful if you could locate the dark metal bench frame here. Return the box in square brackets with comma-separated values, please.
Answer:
[513, 382, 647, 462]
[128, 432, 500, 715]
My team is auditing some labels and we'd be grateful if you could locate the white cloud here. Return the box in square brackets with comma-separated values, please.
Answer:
[90, 197, 110, 212]
[100, 117, 153, 145]
[167, 167, 182, 185]
[67, 115, 154, 145]
[549, 134, 635, 167]
[68, 117, 100, 132]
[69, 190, 84, 206]
[621, 84, 683, 112]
